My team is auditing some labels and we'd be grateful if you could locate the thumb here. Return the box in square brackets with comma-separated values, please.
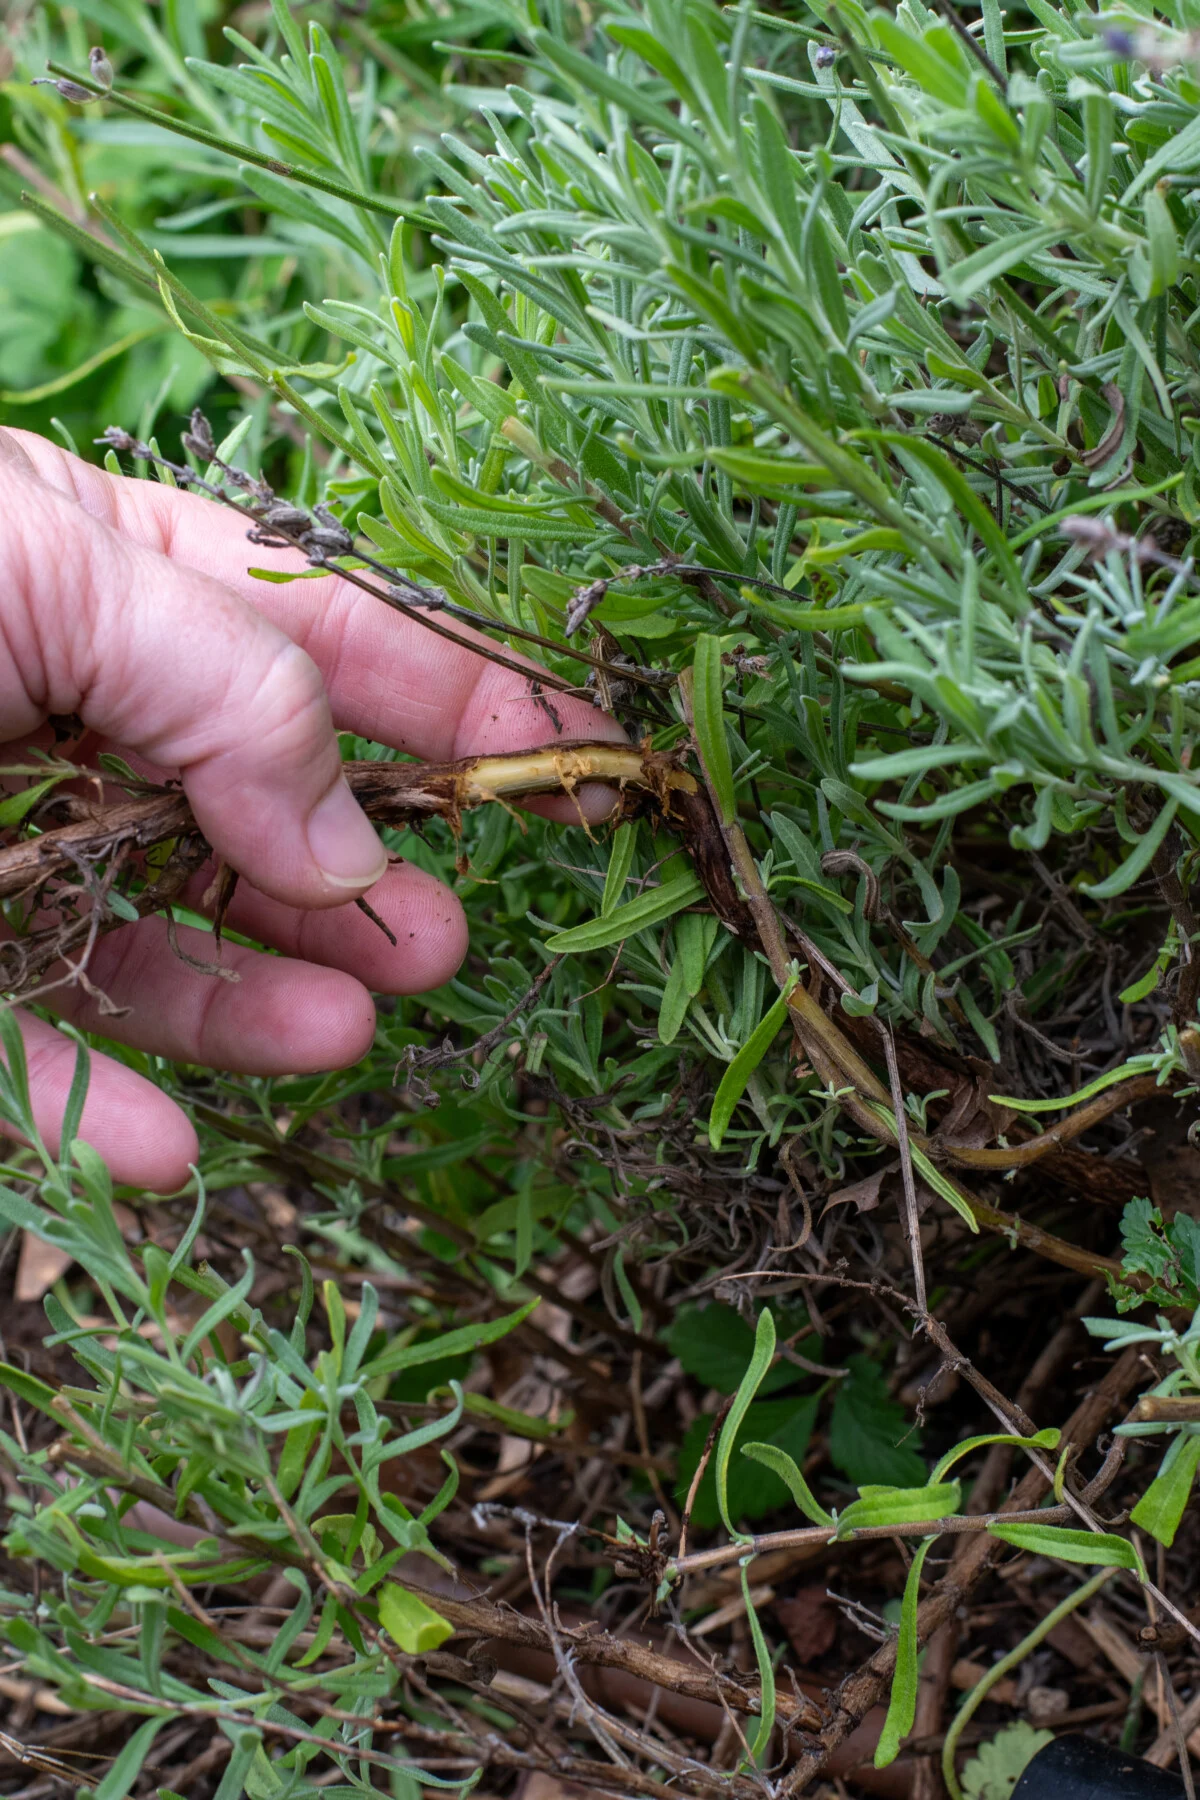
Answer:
[0, 450, 386, 908]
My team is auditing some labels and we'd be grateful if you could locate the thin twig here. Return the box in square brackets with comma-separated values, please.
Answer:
[671, 1504, 1076, 1578]
[927, 0, 1007, 88]
[401, 958, 562, 1083]
[880, 1022, 927, 1317]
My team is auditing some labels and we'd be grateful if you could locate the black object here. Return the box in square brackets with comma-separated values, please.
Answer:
[1012, 1734, 1187, 1799]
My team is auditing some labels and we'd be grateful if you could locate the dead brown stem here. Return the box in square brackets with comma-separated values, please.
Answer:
[1129, 1395, 1200, 1423]
[942, 1073, 1165, 1170]
[0, 744, 697, 1004]
[4, 736, 1149, 1300]
[389, 1581, 825, 1733]
[673, 671, 1135, 1289]
[670, 1504, 1076, 1578]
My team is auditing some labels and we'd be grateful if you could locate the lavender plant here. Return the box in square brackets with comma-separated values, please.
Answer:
[2, 0, 1200, 1792]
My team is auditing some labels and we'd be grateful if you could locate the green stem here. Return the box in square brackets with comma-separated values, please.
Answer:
[47, 62, 434, 225]
[87, 194, 371, 471]
[941, 1566, 1114, 1800]
[10, 189, 159, 298]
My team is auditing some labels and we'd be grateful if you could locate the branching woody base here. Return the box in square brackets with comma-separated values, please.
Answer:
[0, 743, 1154, 1290]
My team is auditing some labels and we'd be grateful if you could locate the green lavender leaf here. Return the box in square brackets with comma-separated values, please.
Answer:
[875, 1538, 934, 1767]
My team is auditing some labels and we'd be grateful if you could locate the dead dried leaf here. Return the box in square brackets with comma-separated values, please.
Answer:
[775, 1584, 839, 1660]
[1080, 381, 1126, 470]
[824, 1169, 889, 1215]
[516, 1771, 612, 1800]
[15, 1233, 72, 1304]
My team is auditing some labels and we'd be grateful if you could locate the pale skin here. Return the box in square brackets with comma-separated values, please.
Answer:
[0, 427, 624, 1191]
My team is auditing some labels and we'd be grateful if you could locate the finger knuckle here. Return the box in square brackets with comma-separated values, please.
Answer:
[251, 638, 334, 759]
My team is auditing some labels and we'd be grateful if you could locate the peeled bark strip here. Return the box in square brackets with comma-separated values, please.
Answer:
[0, 743, 701, 1001]
[0, 743, 1158, 1295]
[0, 743, 687, 904]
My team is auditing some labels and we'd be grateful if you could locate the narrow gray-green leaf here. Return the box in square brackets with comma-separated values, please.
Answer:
[94, 1716, 165, 1800]
[676, 911, 718, 995]
[943, 225, 1061, 302]
[692, 634, 737, 826]
[710, 980, 796, 1149]
[1080, 798, 1178, 900]
[601, 822, 638, 918]
[547, 871, 705, 953]
[362, 1301, 536, 1380]
[658, 958, 691, 1045]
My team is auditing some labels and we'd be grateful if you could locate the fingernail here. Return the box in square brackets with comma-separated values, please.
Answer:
[307, 779, 388, 889]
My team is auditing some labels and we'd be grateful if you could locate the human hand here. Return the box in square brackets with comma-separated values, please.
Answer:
[0, 428, 624, 1190]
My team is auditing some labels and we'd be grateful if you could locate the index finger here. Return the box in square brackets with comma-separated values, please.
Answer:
[10, 432, 628, 764]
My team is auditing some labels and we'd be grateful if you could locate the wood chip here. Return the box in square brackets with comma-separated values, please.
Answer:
[0, 1676, 73, 1716]
[691, 1583, 775, 1638]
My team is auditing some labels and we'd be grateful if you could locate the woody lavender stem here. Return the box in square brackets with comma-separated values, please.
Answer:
[673, 673, 1128, 1290]
[0, 736, 1145, 1292]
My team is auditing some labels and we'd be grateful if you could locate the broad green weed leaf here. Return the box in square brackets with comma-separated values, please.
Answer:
[830, 1357, 925, 1488]
[667, 1303, 806, 1397]
[987, 1523, 1142, 1571]
[961, 1722, 1054, 1800]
